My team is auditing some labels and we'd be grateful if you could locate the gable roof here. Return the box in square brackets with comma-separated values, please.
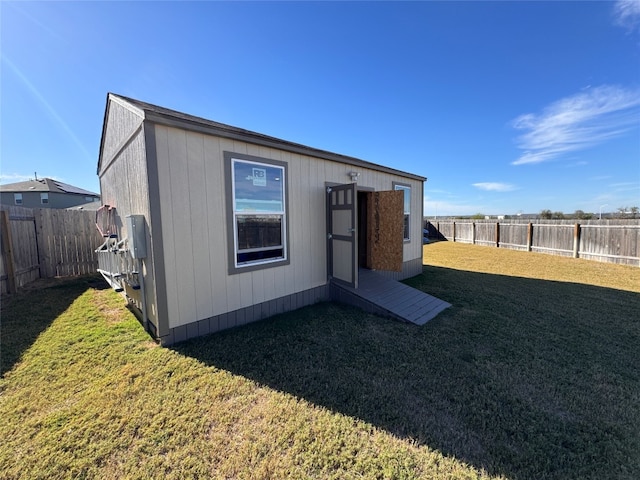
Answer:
[0, 178, 99, 196]
[101, 93, 426, 182]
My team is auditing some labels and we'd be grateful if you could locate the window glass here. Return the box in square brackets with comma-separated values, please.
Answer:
[232, 158, 286, 268]
[233, 161, 284, 212]
[40, 193, 49, 204]
[394, 184, 411, 240]
[14, 193, 22, 205]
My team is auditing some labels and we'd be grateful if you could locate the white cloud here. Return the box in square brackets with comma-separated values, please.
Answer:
[472, 182, 517, 192]
[511, 85, 640, 166]
[613, 0, 640, 32]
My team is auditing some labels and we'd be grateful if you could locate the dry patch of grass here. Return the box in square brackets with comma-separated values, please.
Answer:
[423, 241, 640, 292]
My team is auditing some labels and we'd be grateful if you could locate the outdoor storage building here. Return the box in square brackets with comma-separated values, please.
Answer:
[97, 93, 427, 345]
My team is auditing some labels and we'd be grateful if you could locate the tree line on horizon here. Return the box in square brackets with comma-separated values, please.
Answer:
[432, 206, 639, 221]
[537, 206, 639, 220]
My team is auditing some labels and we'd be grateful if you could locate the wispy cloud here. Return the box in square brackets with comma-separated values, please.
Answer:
[564, 161, 588, 168]
[609, 181, 640, 192]
[511, 85, 640, 166]
[0, 173, 62, 184]
[613, 0, 640, 32]
[472, 182, 517, 192]
[0, 174, 33, 184]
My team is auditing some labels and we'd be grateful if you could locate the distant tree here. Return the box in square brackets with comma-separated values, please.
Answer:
[574, 210, 593, 220]
[552, 211, 565, 219]
[616, 207, 628, 218]
[540, 209, 552, 219]
[471, 213, 485, 219]
[631, 206, 639, 219]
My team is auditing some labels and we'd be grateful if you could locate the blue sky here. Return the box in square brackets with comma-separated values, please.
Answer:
[2, 1, 639, 216]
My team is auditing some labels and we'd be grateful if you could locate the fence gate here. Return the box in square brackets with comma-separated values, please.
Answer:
[0, 210, 40, 293]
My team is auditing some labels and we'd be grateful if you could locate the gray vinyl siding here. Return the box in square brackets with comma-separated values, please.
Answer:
[98, 101, 158, 330]
[153, 124, 424, 330]
[0, 191, 99, 209]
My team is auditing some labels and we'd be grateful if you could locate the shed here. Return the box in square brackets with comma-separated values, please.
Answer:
[97, 93, 430, 345]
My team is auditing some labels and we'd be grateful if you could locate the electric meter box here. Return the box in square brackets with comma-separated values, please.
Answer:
[126, 215, 147, 259]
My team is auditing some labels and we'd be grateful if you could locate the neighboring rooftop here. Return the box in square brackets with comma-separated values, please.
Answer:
[0, 178, 99, 196]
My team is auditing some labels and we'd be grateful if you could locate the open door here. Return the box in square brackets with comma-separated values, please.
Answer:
[326, 183, 357, 288]
[366, 190, 404, 272]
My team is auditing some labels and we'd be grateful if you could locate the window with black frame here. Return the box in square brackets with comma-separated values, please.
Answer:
[231, 157, 287, 267]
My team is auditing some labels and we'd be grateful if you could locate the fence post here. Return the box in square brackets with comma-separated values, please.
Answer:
[527, 223, 533, 251]
[472, 222, 476, 245]
[452, 221, 456, 242]
[0, 210, 17, 293]
[495, 222, 500, 248]
[33, 208, 47, 278]
[573, 223, 581, 258]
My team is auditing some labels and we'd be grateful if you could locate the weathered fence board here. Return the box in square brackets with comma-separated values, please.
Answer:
[0, 206, 102, 293]
[428, 220, 640, 266]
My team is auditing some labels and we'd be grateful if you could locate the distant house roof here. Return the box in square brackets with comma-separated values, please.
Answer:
[100, 93, 426, 182]
[0, 178, 99, 196]
[66, 200, 102, 211]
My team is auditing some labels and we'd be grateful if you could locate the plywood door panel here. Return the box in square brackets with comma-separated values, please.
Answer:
[367, 190, 403, 272]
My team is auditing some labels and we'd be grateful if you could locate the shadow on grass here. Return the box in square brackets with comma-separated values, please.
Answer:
[0, 275, 104, 376]
[175, 267, 640, 480]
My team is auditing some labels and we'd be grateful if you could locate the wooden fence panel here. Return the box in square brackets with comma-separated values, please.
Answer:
[499, 224, 528, 251]
[11, 215, 40, 288]
[580, 225, 639, 265]
[531, 224, 574, 257]
[37, 209, 102, 277]
[437, 222, 454, 240]
[475, 223, 495, 246]
[455, 222, 474, 243]
[0, 206, 102, 292]
[1, 207, 40, 292]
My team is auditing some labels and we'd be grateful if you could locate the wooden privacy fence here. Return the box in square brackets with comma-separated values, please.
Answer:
[0, 206, 103, 294]
[429, 220, 640, 266]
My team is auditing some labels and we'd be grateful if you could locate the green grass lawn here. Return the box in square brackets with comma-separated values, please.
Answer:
[1, 242, 639, 479]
